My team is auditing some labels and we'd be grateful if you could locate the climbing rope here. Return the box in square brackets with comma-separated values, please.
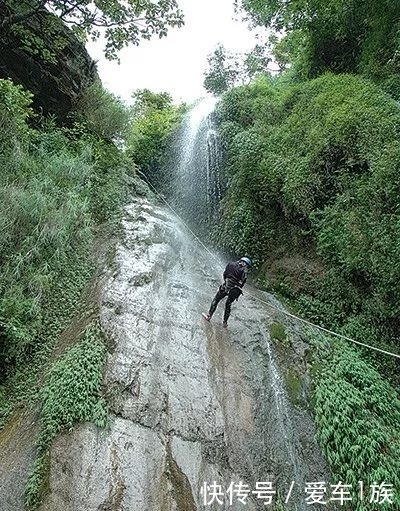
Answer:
[136, 171, 400, 360]
[244, 291, 400, 359]
[136, 170, 221, 263]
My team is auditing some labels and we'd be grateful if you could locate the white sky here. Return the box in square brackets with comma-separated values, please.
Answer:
[86, 0, 264, 105]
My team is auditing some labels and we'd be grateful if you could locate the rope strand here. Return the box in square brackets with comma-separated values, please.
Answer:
[244, 290, 400, 359]
[137, 171, 400, 360]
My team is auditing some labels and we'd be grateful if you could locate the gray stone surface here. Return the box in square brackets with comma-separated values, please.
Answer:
[29, 197, 329, 510]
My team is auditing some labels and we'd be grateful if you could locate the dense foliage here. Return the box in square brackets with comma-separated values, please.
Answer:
[0, 0, 399, 506]
[1, 0, 184, 60]
[204, 44, 240, 95]
[235, 0, 400, 98]
[127, 88, 186, 188]
[72, 81, 130, 143]
[312, 335, 400, 510]
[25, 322, 108, 509]
[0, 77, 142, 423]
[215, 73, 400, 359]
[203, 43, 272, 95]
[213, 46, 400, 503]
[0, 21, 180, 504]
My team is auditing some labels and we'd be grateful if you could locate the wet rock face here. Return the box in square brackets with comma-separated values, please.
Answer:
[39, 198, 330, 511]
[0, 410, 39, 511]
[0, 7, 98, 123]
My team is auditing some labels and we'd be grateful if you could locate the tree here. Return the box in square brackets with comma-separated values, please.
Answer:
[0, 0, 184, 60]
[234, 0, 400, 91]
[204, 43, 272, 96]
[243, 43, 272, 79]
[127, 89, 184, 185]
[131, 89, 173, 118]
[203, 44, 240, 96]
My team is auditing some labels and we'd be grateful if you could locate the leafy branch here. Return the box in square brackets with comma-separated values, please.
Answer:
[0, 0, 185, 60]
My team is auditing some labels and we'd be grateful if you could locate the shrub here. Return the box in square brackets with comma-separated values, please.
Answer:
[0, 79, 33, 151]
[215, 73, 400, 351]
[72, 81, 130, 143]
[25, 322, 108, 508]
[313, 338, 400, 510]
[126, 90, 186, 188]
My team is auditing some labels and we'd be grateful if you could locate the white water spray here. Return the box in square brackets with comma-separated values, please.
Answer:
[168, 96, 221, 234]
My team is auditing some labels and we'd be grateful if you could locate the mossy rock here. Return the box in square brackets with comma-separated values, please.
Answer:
[269, 322, 287, 342]
[285, 368, 302, 407]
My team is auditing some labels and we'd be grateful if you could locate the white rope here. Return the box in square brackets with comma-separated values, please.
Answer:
[137, 172, 400, 360]
[243, 290, 400, 359]
[136, 170, 222, 266]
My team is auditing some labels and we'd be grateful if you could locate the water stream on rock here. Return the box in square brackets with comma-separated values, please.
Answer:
[31, 97, 331, 511]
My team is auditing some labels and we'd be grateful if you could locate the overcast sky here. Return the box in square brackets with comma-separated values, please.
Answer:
[86, 0, 264, 105]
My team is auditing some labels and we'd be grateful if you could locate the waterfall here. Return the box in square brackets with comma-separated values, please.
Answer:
[166, 96, 222, 235]
[206, 127, 222, 221]
[259, 325, 307, 508]
[7, 96, 331, 511]
[166, 99, 320, 509]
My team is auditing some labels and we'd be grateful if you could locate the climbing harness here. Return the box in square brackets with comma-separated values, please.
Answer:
[136, 171, 400, 360]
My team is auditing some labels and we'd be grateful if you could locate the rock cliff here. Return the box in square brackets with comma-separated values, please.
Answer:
[0, 5, 98, 123]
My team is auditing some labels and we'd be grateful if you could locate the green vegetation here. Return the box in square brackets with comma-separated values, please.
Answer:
[203, 43, 272, 95]
[0, 76, 132, 390]
[127, 88, 187, 188]
[25, 322, 108, 509]
[0, 73, 153, 507]
[1, 0, 399, 506]
[312, 335, 400, 509]
[1, 0, 184, 61]
[235, 0, 400, 98]
[284, 368, 302, 407]
[0, 77, 182, 432]
[215, 73, 400, 362]
[72, 81, 131, 143]
[204, 44, 240, 95]
[269, 322, 287, 343]
[0, 78, 33, 148]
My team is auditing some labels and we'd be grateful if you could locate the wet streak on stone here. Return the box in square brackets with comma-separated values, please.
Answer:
[165, 439, 197, 511]
[30, 197, 330, 511]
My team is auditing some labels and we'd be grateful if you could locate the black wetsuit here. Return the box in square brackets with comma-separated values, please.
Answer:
[208, 260, 247, 324]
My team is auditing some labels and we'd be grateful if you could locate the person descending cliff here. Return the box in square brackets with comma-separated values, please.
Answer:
[202, 257, 253, 327]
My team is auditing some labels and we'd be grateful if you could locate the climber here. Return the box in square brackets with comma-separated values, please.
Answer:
[202, 257, 253, 327]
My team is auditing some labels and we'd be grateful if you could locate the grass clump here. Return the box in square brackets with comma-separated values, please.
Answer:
[25, 321, 108, 509]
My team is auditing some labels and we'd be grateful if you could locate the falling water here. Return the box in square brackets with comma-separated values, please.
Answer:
[167, 96, 222, 235]
[258, 324, 307, 509]
[167, 98, 315, 509]
[206, 127, 222, 220]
